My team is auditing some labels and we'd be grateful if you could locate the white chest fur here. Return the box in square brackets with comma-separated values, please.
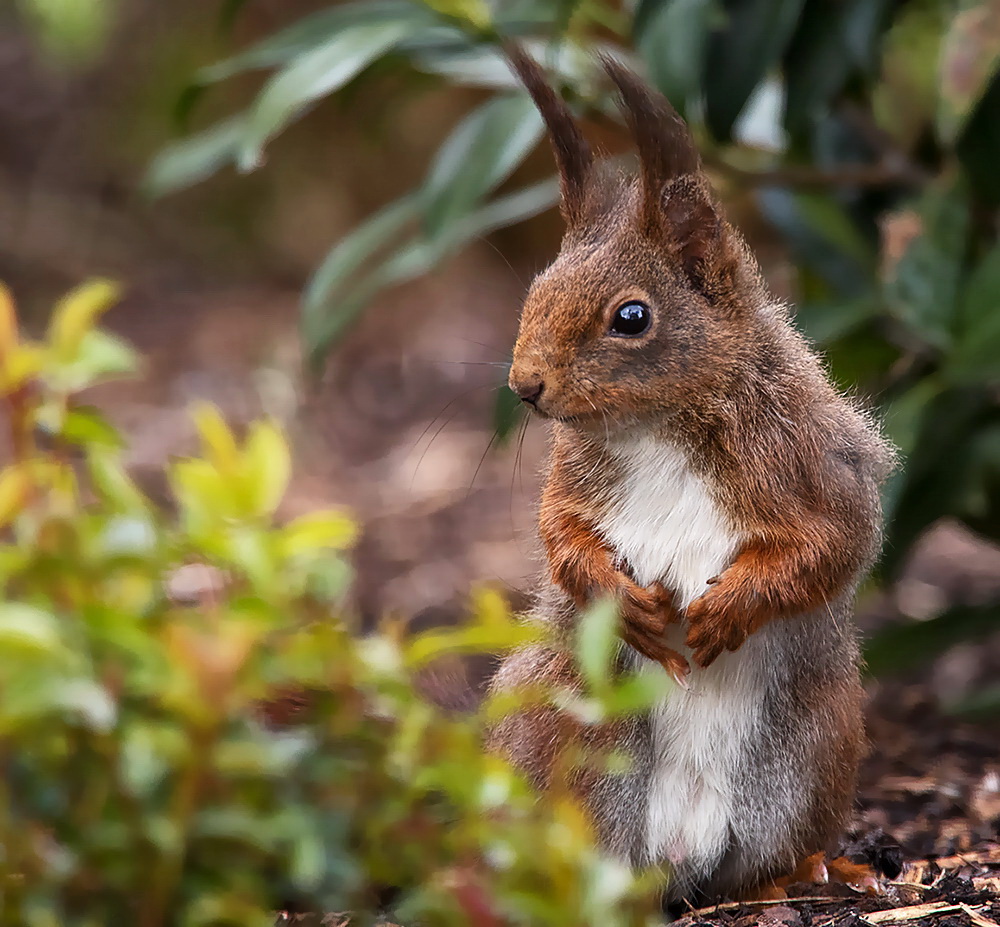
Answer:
[597, 436, 738, 608]
[596, 436, 763, 874]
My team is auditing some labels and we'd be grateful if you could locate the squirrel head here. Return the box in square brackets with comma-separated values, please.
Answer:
[505, 48, 769, 432]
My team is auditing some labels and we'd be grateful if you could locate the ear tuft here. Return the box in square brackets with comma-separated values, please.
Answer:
[504, 44, 594, 227]
[600, 54, 701, 230]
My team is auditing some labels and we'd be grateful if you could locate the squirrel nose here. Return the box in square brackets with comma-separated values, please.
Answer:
[513, 378, 544, 406]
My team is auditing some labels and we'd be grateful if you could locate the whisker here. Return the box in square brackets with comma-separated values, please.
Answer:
[477, 235, 527, 290]
[457, 338, 514, 360]
[508, 412, 532, 552]
[408, 383, 496, 490]
[467, 428, 501, 500]
[515, 413, 530, 496]
[432, 360, 513, 369]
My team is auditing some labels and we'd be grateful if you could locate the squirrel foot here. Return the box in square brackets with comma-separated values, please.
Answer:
[737, 853, 884, 901]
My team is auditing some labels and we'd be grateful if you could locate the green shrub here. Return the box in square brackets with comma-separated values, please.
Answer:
[0, 280, 667, 925]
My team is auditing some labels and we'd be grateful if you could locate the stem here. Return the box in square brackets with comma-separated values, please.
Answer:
[702, 154, 928, 189]
[139, 723, 215, 927]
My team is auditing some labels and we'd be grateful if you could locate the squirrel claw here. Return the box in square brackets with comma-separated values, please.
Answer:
[665, 660, 690, 689]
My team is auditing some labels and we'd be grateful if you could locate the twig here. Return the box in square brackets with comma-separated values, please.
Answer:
[683, 896, 847, 918]
[702, 154, 923, 190]
[863, 902, 982, 924]
[961, 904, 1000, 927]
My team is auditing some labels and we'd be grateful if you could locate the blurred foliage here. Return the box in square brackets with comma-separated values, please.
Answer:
[13, 0, 121, 66]
[0, 280, 672, 924]
[149, 0, 1000, 681]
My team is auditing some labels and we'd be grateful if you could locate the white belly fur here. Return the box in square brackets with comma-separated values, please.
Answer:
[596, 435, 759, 874]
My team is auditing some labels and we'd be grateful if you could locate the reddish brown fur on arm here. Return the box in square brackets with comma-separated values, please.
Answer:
[686, 504, 868, 667]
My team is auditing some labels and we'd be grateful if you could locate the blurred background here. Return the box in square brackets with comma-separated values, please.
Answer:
[3, 0, 1000, 856]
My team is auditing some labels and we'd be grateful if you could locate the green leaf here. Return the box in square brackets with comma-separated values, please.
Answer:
[420, 94, 544, 236]
[957, 70, 1000, 204]
[0, 604, 64, 658]
[302, 177, 559, 362]
[303, 235, 447, 368]
[703, 0, 807, 141]
[300, 195, 419, 354]
[47, 330, 138, 392]
[170, 457, 228, 532]
[48, 278, 121, 360]
[238, 19, 413, 171]
[602, 667, 671, 716]
[493, 384, 523, 445]
[59, 406, 123, 449]
[757, 188, 875, 298]
[635, 0, 718, 115]
[792, 297, 876, 346]
[884, 185, 970, 349]
[575, 598, 620, 692]
[88, 450, 150, 513]
[144, 115, 247, 197]
[945, 684, 1000, 718]
[938, 0, 1000, 143]
[448, 175, 559, 238]
[420, 0, 491, 29]
[944, 242, 1000, 383]
[54, 679, 117, 732]
[783, 0, 889, 135]
[882, 378, 942, 461]
[199, 1, 432, 84]
[280, 511, 357, 557]
[242, 420, 291, 517]
[17, 0, 115, 66]
[881, 388, 989, 576]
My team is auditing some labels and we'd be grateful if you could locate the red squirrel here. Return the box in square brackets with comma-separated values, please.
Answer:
[488, 48, 895, 903]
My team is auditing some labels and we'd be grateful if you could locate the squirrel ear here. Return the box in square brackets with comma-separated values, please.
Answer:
[661, 176, 723, 287]
[504, 44, 594, 227]
[600, 55, 701, 232]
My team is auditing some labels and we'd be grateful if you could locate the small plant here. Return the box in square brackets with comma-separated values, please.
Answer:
[0, 279, 667, 925]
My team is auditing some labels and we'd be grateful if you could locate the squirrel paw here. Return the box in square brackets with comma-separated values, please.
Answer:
[684, 588, 750, 668]
[616, 578, 689, 683]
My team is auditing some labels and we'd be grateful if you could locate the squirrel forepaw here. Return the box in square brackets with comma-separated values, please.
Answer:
[684, 593, 750, 668]
[615, 578, 689, 680]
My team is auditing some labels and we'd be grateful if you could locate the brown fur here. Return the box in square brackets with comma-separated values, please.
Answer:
[489, 49, 895, 903]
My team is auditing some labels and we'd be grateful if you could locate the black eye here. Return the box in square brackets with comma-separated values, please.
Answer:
[609, 301, 651, 337]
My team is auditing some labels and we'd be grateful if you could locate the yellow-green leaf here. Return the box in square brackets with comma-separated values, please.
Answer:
[0, 466, 31, 527]
[0, 603, 64, 658]
[0, 342, 44, 393]
[169, 458, 228, 530]
[193, 402, 240, 475]
[420, 0, 490, 29]
[0, 281, 17, 358]
[242, 420, 290, 517]
[48, 278, 121, 361]
[575, 597, 620, 693]
[279, 510, 357, 557]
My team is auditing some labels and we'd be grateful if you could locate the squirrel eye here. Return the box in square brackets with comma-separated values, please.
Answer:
[609, 301, 651, 337]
